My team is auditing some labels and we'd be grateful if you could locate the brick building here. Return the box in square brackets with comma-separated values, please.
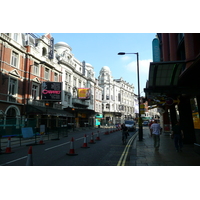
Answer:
[145, 33, 200, 152]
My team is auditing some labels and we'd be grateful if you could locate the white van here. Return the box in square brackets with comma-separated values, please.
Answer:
[124, 120, 136, 131]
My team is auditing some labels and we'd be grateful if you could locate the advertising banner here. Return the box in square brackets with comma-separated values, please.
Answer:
[41, 82, 62, 101]
[78, 88, 91, 99]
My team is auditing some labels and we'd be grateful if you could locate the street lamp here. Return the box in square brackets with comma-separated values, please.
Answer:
[118, 52, 143, 141]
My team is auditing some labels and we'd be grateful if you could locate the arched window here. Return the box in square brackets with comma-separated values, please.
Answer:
[42, 47, 47, 56]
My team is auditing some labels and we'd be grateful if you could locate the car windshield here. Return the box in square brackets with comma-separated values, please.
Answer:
[125, 121, 134, 124]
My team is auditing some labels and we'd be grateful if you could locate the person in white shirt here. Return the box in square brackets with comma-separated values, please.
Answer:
[150, 120, 162, 151]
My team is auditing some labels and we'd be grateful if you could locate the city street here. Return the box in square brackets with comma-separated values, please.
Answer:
[0, 128, 136, 166]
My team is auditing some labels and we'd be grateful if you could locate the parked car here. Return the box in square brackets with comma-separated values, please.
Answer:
[142, 121, 149, 126]
[124, 120, 136, 131]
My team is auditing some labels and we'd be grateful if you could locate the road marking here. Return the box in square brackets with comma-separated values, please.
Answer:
[117, 133, 138, 166]
[44, 137, 85, 151]
[0, 156, 27, 166]
[45, 141, 70, 151]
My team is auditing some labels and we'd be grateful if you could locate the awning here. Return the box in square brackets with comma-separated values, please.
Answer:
[26, 105, 74, 117]
[144, 61, 185, 99]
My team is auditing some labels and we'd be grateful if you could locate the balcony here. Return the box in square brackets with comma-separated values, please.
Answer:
[28, 99, 62, 109]
[72, 98, 89, 108]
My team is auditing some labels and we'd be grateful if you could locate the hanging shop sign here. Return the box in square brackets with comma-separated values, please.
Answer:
[78, 88, 91, 100]
[41, 82, 62, 101]
[49, 37, 54, 59]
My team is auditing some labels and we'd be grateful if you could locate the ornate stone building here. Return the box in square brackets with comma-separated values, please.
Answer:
[98, 66, 135, 125]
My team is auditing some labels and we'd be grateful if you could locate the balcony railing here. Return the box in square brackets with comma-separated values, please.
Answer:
[72, 98, 89, 107]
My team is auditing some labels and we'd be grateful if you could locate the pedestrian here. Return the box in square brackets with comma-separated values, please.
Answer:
[150, 120, 162, 151]
[171, 120, 184, 152]
[148, 120, 154, 136]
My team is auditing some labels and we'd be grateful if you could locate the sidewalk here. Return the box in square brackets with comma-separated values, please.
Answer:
[130, 126, 200, 166]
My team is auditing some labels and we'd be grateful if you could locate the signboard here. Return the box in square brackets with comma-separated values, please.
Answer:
[41, 82, 62, 101]
[77, 88, 91, 99]
[96, 114, 103, 118]
[140, 104, 145, 114]
[190, 98, 200, 129]
[21, 127, 34, 138]
[152, 38, 160, 62]
[49, 37, 54, 59]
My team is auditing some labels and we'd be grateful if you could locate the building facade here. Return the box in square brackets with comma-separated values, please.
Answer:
[0, 33, 99, 135]
[145, 33, 200, 151]
[98, 66, 135, 125]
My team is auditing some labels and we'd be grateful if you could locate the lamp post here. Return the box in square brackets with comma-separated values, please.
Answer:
[118, 52, 143, 141]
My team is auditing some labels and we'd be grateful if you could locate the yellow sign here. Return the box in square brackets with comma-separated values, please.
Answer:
[78, 88, 91, 99]
[140, 104, 145, 114]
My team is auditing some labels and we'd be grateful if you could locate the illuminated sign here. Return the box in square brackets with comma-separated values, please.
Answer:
[41, 82, 62, 101]
[78, 88, 91, 100]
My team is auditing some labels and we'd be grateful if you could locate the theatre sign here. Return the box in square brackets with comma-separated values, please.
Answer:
[41, 82, 62, 101]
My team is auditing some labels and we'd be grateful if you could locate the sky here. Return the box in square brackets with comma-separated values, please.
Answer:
[38, 33, 155, 95]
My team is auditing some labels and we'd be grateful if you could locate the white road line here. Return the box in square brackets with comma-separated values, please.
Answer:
[45, 141, 70, 151]
[0, 156, 27, 166]
[45, 137, 86, 151]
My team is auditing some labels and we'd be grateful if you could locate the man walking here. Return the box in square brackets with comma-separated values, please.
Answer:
[150, 120, 162, 151]
[171, 120, 184, 152]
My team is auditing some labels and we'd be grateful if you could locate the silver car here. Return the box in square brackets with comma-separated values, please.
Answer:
[124, 120, 136, 131]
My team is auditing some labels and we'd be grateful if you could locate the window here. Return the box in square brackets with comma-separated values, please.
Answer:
[78, 80, 81, 88]
[45, 68, 49, 80]
[73, 78, 76, 86]
[106, 104, 110, 109]
[42, 47, 47, 56]
[54, 73, 58, 82]
[32, 85, 39, 100]
[65, 82, 68, 91]
[14, 33, 18, 42]
[33, 63, 39, 75]
[11, 51, 18, 67]
[8, 78, 17, 102]
[65, 72, 68, 81]
[106, 95, 109, 100]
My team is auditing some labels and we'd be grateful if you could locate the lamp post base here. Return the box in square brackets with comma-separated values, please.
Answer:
[138, 126, 143, 141]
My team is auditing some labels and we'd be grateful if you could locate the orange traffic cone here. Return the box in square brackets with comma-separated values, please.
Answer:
[26, 146, 33, 166]
[66, 137, 78, 156]
[81, 134, 90, 148]
[5, 137, 13, 153]
[89, 133, 96, 144]
[95, 131, 101, 141]
[104, 131, 109, 135]
[39, 134, 45, 145]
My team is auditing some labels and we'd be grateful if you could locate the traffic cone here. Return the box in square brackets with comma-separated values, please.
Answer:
[26, 146, 33, 166]
[81, 134, 90, 148]
[39, 134, 45, 145]
[89, 132, 96, 144]
[95, 131, 101, 141]
[104, 131, 109, 135]
[5, 137, 13, 153]
[66, 137, 78, 156]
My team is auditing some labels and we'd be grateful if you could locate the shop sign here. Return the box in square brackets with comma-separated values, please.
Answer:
[41, 82, 62, 101]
